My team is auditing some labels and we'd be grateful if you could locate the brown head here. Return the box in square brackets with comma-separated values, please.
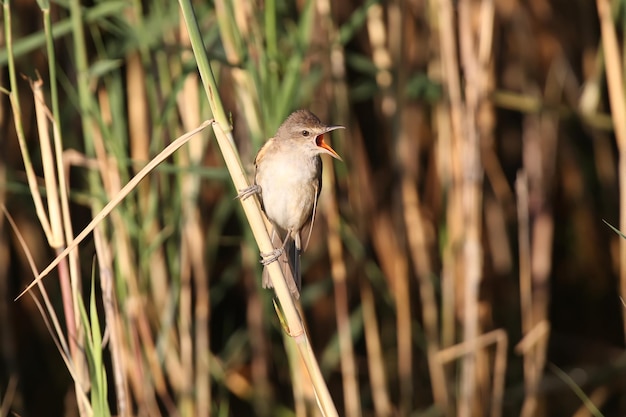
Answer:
[275, 110, 343, 160]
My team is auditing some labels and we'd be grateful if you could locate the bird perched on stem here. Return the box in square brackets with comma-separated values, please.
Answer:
[237, 110, 344, 297]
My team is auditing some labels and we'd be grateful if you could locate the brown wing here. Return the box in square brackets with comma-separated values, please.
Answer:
[301, 155, 322, 252]
[252, 138, 275, 212]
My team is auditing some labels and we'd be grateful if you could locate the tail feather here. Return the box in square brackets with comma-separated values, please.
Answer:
[287, 238, 301, 291]
[261, 230, 300, 298]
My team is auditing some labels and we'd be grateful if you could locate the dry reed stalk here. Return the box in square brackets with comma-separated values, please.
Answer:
[51, 110, 84, 363]
[3, 209, 70, 354]
[344, 114, 394, 415]
[517, 60, 561, 412]
[482, 152, 514, 209]
[30, 77, 91, 413]
[516, 171, 537, 414]
[316, 0, 362, 414]
[214, 0, 262, 135]
[62, 66, 172, 415]
[514, 320, 550, 353]
[393, 5, 448, 400]
[350, 108, 409, 410]
[427, 1, 456, 360]
[432, 10, 463, 405]
[63, 145, 163, 414]
[126, 58, 150, 164]
[283, 330, 311, 417]
[595, 0, 626, 345]
[93, 228, 130, 417]
[15, 120, 214, 298]
[2, 1, 54, 246]
[367, 3, 395, 117]
[436, 329, 508, 417]
[125, 42, 171, 313]
[21, 123, 199, 411]
[493, 90, 614, 132]
[177, 13, 211, 417]
[436, 0, 495, 414]
[366, 3, 414, 413]
[160, 34, 199, 407]
[470, 0, 494, 414]
[323, 158, 361, 417]
[0, 376, 17, 417]
[31, 79, 63, 249]
[177, 99, 210, 417]
[3, 207, 92, 412]
[401, 176, 448, 408]
[429, 49, 457, 355]
[133, 302, 178, 416]
[244, 243, 272, 414]
[0, 231, 13, 415]
[390, 0, 449, 409]
[325, 4, 391, 414]
[179, 225, 194, 417]
[484, 197, 513, 274]
[130, 8, 181, 350]
[91, 90, 141, 414]
[572, 385, 611, 417]
[372, 213, 412, 411]
[360, 279, 392, 417]
[514, 320, 550, 417]
[437, 0, 474, 414]
[460, 0, 493, 413]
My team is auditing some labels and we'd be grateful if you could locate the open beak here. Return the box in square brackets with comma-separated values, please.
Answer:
[316, 125, 344, 160]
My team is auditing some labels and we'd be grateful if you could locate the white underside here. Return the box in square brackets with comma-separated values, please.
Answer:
[255, 141, 321, 234]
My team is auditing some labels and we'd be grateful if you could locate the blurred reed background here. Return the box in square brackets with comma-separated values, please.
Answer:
[1, 0, 625, 416]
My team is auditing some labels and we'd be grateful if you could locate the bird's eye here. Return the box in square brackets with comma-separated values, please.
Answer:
[301, 130, 310, 137]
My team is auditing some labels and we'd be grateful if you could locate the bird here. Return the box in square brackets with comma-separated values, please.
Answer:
[237, 110, 343, 297]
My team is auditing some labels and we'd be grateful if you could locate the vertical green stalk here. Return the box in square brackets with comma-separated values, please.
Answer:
[40, 0, 60, 127]
[78, 276, 112, 417]
[178, 0, 230, 131]
[264, 0, 277, 59]
[4, 0, 19, 101]
[69, 0, 95, 157]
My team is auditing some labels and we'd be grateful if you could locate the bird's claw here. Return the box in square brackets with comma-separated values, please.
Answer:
[236, 184, 261, 200]
[260, 247, 284, 265]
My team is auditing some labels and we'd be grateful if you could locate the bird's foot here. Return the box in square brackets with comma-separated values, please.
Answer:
[236, 184, 261, 200]
[260, 247, 284, 265]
